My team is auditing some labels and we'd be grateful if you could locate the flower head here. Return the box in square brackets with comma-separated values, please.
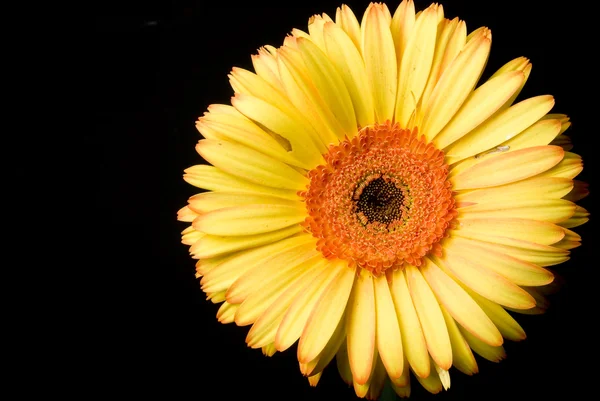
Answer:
[178, 1, 589, 398]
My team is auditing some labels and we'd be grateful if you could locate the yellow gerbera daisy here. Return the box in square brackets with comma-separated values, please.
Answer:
[177, 1, 589, 398]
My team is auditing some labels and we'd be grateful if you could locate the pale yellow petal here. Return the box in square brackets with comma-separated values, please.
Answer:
[419, 18, 465, 110]
[193, 204, 305, 236]
[537, 151, 582, 179]
[436, 240, 536, 309]
[277, 46, 341, 146]
[226, 236, 318, 305]
[298, 263, 356, 363]
[421, 257, 502, 346]
[558, 205, 589, 228]
[445, 95, 555, 163]
[439, 305, 478, 375]
[246, 258, 328, 348]
[405, 264, 452, 370]
[390, 0, 416, 67]
[414, 358, 443, 394]
[235, 253, 322, 326]
[460, 326, 506, 362]
[183, 165, 299, 200]
[394, 5, 438, 126]
[451, 218, 565, 246]
[420, 28, 491, 141]
[177, 206, 197, 222]
[457, 199, 576, 224]
[323, 21, 375, 127]
[300, 310, 346, 376]
[297, 37, 357, 136]
[217, 302, 238, 324]
[346, 269, 376, 385]
[433, 71, 524, 148]
[466, 289, 527, 341]
[449, 236, 569, 267]
[443, 236, 554, 287]
[490, 57, 532, 111]
[190, 225, 302, 259]
[335, 4, 362, 52]
[275, 259, 346, 351]
[374, 274, 404, 380]
[187, 192, 302, 214]
[200, 235, 312, 294]
[451, 146, 564, 190]
[390, 269, 430, 378]
[231, 93, 326, 165]
[362, 3, 397, 122]
[454, 177, 574, 204]
[196, 139, 308, 191]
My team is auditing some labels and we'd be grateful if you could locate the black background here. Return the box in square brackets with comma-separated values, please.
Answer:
[99, 1, 595, 399]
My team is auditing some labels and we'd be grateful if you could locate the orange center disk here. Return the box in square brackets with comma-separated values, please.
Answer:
[300, 122, 457, 276]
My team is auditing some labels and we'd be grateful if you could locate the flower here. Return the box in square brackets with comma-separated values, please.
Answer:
[177, 1, 589, 398]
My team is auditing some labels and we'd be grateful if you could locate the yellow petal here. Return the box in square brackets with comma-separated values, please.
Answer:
[374, 274, 404, 380]
[346, 269, 376, 385]
[558, 205, 589, 228]
[187, 192, 302, 214]
[196, 139, 308, 191]
[457, 199, 576, 224]
[444, 236, 554, 287]
[336, 339, 353, 385]
[432, 71, 524, 148]
[421, 257, 502, 346]
[235, 254, 322, 326]
[405, 264, 452, 370]
[322, 21, 375, 127]
[300, 310, 346, 376]
[450, 236, 569, 267]
[362, 3, 397, 122]
[390, 269, 430, 378]
[445, 95, 555, 163]
[366, 358, 388, 400]
[231, 93, 326, 166]
[298, 263, 356, 363]
[451, 218, 565, 246]
[436, 240, 536, 309]
[246, 258, 328, 348]
[183, 165, 299, 200]
[460, 326, 506, 362]
[275, 259, 346, 351]
[466, 289, 526, 341]
[394, 5, 438, 126]
[420, 28, 491, 141]
[451, 146, 564, 190]
[297, 37, 357, 137]
[499, 118, 562, 150]
[414, 358, 443, 394]
[226, 237, 318, 306]
[490, 57, 532, 111]
[176, 206, 197, 222]
[454, 177, 574, 204]
[277, 46, 341, 146]
[200, 235, 312, 294]
[193, 204, 305, 236]
[390, 0, 415, 66]
[439, 305, 478, 375]
[190, 225, 302, 259]
[251, 47, 282, 91]
[335, 4, 362, 52]
[537, 151, 582, 179]
[216, 302, 238, 324]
